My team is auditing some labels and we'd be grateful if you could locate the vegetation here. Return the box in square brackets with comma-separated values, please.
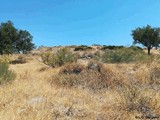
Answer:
[41, 48, 77, 67]
[0, 63, 15, 84]
[129, 45, 143, 51]
[132, 25, 160, 55]
[150, 65, 160, 84]
[119, 82, 159, 116]
[101, 45, 124, 50]
[0, 21, 35, 54]
[51, 61, 124, 91]
[74, 45, 92, 51]
[0, 55, 12, 64]
[0, 48, 159, 119]
[101, 47, 148, 63]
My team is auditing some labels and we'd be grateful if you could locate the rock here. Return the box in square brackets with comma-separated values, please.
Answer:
[27, 96, 46, 105]
[88, 62, 101, 72]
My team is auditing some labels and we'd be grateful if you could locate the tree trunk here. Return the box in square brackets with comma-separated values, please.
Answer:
[147, 47, 151, 55]
[0, 50, 3, 55]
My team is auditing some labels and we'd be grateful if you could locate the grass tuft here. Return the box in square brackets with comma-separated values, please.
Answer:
[0, 62, 16, 84]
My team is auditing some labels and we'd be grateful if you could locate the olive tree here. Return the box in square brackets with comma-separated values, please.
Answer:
[132, 25, 160, 55]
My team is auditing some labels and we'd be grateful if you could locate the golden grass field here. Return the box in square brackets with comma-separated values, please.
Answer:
[0, 49, 160, 120]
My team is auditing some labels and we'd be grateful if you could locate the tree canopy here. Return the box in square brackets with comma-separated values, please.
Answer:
[0, 21, 35, 54]
[131, 25, 160, 55]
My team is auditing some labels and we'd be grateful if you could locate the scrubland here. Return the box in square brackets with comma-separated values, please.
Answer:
[0, 46, 160, 120]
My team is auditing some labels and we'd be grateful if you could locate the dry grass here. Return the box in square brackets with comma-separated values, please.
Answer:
[0, 54, 159, 120]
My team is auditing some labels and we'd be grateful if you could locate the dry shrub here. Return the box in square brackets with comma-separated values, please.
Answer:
[119, 82, 159, 116]
[51, 61, 124, 91]
[133, 63, 160, 85]
[59, 63, 85, 75]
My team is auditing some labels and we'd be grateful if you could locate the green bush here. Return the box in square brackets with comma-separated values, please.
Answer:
[101, 45, 124, 50]
[56, 48, 77, 66]
[74, 45, 92, 51]
[129, 46, 143, 51]
[102, 47, 148, 63]
[41, 48, 77, 67]
[41, 52, 56, 67]
[0, 62, 16, 84]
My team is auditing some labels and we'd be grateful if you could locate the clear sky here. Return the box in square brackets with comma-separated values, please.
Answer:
[1, 0, 160, 47]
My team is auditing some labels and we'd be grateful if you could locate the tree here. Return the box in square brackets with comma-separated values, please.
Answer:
[16, 30, 35, 53]
[132, 25, 160, 55]
[0, 21, 35, 54]
[0, 21, 18, 54]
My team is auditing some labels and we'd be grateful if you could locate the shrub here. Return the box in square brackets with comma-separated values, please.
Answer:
[56, 48, 77, 66]
[101, 45, 124, 50]
[41, 52, 58, 67]
[41, 52, 52, 65]
[102, 47, 148, 63]
[129, 46, 143, 51]
[59, 63, 85, 75]
[41, 48, 77, 67]
[51, 61, 124, 91]
[0, 62, 16, 84]
[119, 82, 158, 116]
[74, 45, 92, 51]
[93, 51, 103, 61]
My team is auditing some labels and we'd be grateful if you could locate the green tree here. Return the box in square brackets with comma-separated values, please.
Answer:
[132, 25, 160, 55]
[17, 30, 35, 53]
[0, 21, 18, 54]
[0, 21, 35, 54]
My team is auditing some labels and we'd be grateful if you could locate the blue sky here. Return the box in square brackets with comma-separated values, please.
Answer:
[1, 0, 160, 47]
